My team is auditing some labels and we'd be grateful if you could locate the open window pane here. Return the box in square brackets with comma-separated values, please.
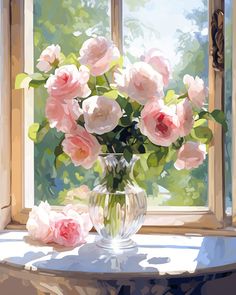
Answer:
[33, 0, 111, 206]
[123, 0, 209, 207]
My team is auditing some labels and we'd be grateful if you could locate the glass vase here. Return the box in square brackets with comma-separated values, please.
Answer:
[89, 153, 147, 249]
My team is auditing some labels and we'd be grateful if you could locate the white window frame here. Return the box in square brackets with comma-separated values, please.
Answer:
[9, 0, 234, 235]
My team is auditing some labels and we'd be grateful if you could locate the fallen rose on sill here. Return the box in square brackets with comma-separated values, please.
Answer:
[26, 201, 92, 247]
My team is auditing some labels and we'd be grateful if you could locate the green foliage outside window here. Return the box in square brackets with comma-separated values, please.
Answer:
[32, 0, 224, 207]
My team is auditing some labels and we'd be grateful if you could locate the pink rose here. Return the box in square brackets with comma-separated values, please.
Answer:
[115, 62, 164, 105]
[26, 201, 54, 243]
[45, 65, 91, 100]
[53, 204, 92, 247]
[53, 218, 85, 247]
[36, 44, 61, 73]
[174, 141, 206, 170]
[63, 204, 92, 234]
[82, 96, 122, 134]
[46, 97, 82, 133]
[26, 202, 92, 247]
[78, 36, 120, 76]
[177, 99, 194, 137]
[141, 48, 171, 86]
[62, 127, 101, 169]
[183, 74, 208, 108]
[140, 100, 180, 146]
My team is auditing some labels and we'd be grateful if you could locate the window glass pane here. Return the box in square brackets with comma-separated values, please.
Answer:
[123, 0, 209, 207]
[33, 0, 110, 206]
[225, 0, 232, 215]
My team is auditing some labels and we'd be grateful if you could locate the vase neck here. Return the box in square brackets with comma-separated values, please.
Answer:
[99, 154, 138, 192]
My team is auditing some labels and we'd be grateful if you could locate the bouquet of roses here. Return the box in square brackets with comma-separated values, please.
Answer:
[16, 36, 227, 183]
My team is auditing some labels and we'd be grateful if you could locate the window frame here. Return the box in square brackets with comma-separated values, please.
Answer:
[232, 0, 236, 226]
[9, 0, 232, 234]
[0, 0, 11, 229]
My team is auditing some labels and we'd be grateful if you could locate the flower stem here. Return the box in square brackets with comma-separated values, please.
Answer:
[94, 77, 98, 95]
[177, 92, 188, 99]
[104, 74, 111, 89]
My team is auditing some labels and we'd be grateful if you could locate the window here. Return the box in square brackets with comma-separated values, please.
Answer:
[32, 0, 110, 208]
[10, 0, 231, 233]
[123, 0, 209, 208]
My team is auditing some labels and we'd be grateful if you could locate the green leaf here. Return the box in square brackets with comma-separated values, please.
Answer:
[198, 110, 210, 119]
[125, 102, 133, 117]
[177, 92, 188, 99]
[164, 90, 178, 105]
[120, 116, 132, 127]
[28, 121, 50, 143]
[93, 159, 103, 176]
[28, 123, 40, 142]
[193, 118, 207, 128]
[172, 137, 184, 150]
[96, 76, 106, 86]
[106, 132, 116, 142]
[165, 148, 177, 162]
[198, 109, 228, 132]
[54, 145, 63, 157]
[29, 79, 46, 88]
[29, 73, 46, 80]
[27, 73, 47, 88]
[37, 123, 50, 142]
[57, 153, 70, 165]
[55, 147, 70, 169]
[211, 109, 228, 132]
[116, 95, 128, 109]
[191, 126, 213, 144]
[54, 145, 63, 169]
[96, 86, 109, 93]
[103, 90, 118, 99]
[15, 73, 31, 89]
[147, 148, 168, 167]
[123, 147, 133, 163]
[140, 155, 149, 173]
[147, 152, 159, 167]
[75, 172, 84, 181]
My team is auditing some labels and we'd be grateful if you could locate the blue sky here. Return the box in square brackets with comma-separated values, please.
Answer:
[123, 0, 207, 65]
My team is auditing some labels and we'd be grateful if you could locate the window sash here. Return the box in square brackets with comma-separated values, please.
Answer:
[10, 0, 227, 231]
[11, 0, 25, 224]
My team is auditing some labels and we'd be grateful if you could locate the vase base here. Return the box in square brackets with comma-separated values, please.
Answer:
[96, 238, 136, 250]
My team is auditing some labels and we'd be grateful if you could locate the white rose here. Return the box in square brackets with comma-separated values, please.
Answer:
[183, 74, 208, 108]
[82, 96, 122, 134]
[36, 44, 61, 73]
[114, 62, 164, 105]
[26, 201, 54, 243]
[78, 36, 120, 76]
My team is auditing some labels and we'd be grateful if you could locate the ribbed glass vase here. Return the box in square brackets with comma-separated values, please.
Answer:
[89, 154, 147, 249]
